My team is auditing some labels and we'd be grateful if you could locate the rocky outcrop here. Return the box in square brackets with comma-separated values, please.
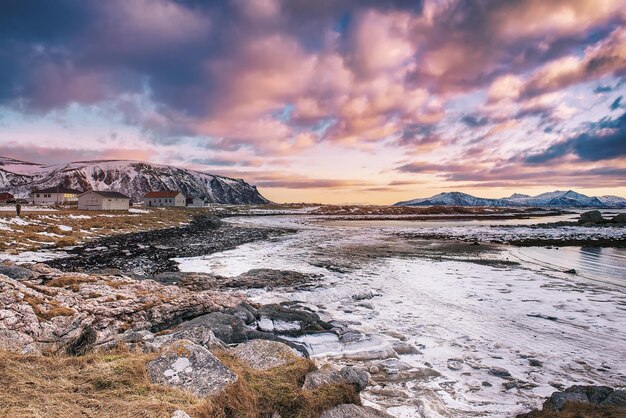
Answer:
[257, 303, 333, 336]
[146, 340, 237, 397]
[231, 339, 302, 370]
[303, 366, 370, 392]
[516, 385, 626, 417]
[0, 262, 242, 353]
[578, 210, 604, 224]
[320, 404, 393, 418]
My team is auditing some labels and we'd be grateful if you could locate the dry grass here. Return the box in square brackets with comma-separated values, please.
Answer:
[0, 348, 361, 418]
[200, 351, 361, 418]
[517, 402, 626, 418]
[46, 275, 96, 291]
[22, 294, 75, 321]
[0, 208, 208, 253]
[0, 349, 202, 418]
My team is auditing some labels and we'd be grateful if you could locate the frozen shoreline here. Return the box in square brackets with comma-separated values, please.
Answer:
[176, 215, 626, 417]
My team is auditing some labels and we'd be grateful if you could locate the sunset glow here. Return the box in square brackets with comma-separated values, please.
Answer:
[1, 0, 625, 203]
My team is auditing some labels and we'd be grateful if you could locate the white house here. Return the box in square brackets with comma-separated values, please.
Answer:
[143, 191, 186, 207]
[78, 191, 130, 211]
[189, 196, 206, 207]
[32, 187, 82, 205]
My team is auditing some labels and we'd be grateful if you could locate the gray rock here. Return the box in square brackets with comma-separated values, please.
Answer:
[0, 264, 36, 281]
[171, 410, 191, 418]
[548, 391, 589, 410]
[147, 340, 236, 397]
[320, 404, 393, 418]
[392, 341, 421, 355]
[231, 339, 301, 370]
[257, 303, 332, 336]
[177, 311, 309, 356]
[65, 325, 97, 356]
[611, 213, 626, 224]
[578, 210, 603, 224]
[303, 366, 370, 392]
[488, 367, 511, 378]
[528, 359, 543, 367]
[601, 390, 626, 407]
[148, 326, 224, 352]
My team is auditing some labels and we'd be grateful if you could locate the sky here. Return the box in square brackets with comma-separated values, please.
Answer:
[0, 0, 625, 204]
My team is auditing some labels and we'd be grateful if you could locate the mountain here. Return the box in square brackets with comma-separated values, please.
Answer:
[0, 157, 270, 204]
[395, 190, 626, 208]
[395, 191, 514, 207]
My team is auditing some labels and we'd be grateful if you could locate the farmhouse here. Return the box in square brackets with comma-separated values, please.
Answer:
[0, 192, 14, 203]
[78, 191, 130, 211]
[32, 187, 82, 205]
[143, 191, 186, 207]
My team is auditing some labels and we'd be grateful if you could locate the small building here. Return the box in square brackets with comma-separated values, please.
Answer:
[0, 192, 14, 203]
[78, 191, 130, 211]
[189, 196, 206, 207]
[143, 191, 186, 207]
[32, 187, 82, 205]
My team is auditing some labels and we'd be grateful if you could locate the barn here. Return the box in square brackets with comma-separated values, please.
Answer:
[78, 191, 130, 211]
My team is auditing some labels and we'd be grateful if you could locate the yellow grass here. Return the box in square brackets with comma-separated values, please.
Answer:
[0, 348, 361, 418]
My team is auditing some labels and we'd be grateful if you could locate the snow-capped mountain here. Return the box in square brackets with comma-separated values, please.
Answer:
[395, 192, 514, 207]
[395, 190, 626, 208]
[0, 157, 269, 204]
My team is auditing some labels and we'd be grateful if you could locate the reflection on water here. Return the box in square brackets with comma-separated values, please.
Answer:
[516, 246, 626, 283]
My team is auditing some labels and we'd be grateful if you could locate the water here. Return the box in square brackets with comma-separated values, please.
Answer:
[514, 246, 626, 285]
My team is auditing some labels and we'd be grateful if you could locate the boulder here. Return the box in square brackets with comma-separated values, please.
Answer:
[578, 210, 603, 224]
[65, 325, 97, 356]
[0, 263, 36, 281]
[544, 385, 618, 411]
[611, 213, 626, 224]
[231, 339, 301, 370]
[147, 340, 236, 397]
[320, 404, 393, 418]
[257, 303, 333, 336]
[303, 366, 369, 392]
[171, 411, 191, 418]
[601, 390, 626, 407]
[176, 311, 309, 356]
[147, 326, 224, 352]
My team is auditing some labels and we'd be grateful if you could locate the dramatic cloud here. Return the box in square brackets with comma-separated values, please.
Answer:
[525, 112, 626, 163]
[0, 0, 625, 202]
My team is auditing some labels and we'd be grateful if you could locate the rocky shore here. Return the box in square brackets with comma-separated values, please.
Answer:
[0, 261, 393, 417]
[46, 214, 293, 276]
[1, 257, 625, 417]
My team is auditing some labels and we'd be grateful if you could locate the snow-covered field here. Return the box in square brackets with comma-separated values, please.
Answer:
[177, 215, 626, 417]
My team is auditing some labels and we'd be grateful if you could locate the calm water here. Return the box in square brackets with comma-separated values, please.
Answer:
[515, 246, 626, 284]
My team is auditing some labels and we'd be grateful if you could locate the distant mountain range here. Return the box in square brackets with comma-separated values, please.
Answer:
[0, 156, 269, 204]
[394, 190, 626, 208]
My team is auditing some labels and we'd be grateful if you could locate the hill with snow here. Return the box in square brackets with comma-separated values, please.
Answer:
[0, 157, 269, 204]
[395, 190, 626, 208]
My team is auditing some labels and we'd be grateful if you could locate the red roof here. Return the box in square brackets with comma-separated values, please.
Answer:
[144, 191, 181, 198]
[0, 192, 14, 199]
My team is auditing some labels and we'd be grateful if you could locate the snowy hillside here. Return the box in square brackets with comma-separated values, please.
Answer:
[395, 191, 519, 207]
[0, 157, 270, 204]
[395, 190, 626, 208]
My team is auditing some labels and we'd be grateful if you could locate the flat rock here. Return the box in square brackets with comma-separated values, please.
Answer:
[0, 263, 36, 281]
[303, 366, 370, 392]
[257, 303, 332, 336]
[147, 340, 236, 397]
[231, 339, 301, 370]
[320, 404, 393, 418]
